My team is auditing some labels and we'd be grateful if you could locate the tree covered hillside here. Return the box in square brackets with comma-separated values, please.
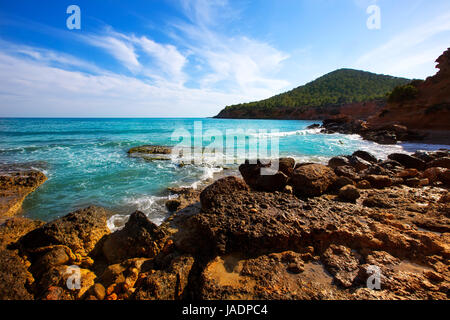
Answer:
[215, 69, 411, 118]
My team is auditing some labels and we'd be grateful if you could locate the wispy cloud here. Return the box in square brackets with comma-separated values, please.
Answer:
[354, 12, 450, 78]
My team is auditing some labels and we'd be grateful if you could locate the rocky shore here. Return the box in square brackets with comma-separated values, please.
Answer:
[0, 149, 449, 300]
[0, 164, 47, 217]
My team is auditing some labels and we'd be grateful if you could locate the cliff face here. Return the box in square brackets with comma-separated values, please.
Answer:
[368, 48, 450, 131]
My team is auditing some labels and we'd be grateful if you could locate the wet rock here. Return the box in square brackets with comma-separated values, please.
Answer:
[200, 176, 249, 210]
[19, 206, 110, 257]
[339, 185, 360, 202]
[0, 166, 47, 216]
[352, 151, 378, 163]
[328, 156, 350, 169]
[102, 211, 167, 264]
[128, 145, 173, 155]
[291, 164, 337, 197]
[388, 153, 426, 170]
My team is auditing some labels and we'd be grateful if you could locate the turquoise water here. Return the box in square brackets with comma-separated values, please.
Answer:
[0, 118, 444, 227]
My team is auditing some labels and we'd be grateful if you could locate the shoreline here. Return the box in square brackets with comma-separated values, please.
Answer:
[1, 147, 449, 300]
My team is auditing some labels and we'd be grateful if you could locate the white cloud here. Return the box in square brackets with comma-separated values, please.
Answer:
[354, 12, 450, 78]
[132, 36, 188, 85]
[82, 34, 141, 72]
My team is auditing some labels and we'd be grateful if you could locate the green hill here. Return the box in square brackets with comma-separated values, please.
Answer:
[215, 69, 411, 119]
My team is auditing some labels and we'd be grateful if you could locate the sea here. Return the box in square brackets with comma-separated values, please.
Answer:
[1, 118, 448, 229]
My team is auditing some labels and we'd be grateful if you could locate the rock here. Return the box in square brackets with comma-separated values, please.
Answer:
[379, 159, 404, 170]
[200, 176, 250, 210]
[422, 167, 446, 183]
[388, 153, 426, 170]
[339, 185, 360, 202]
[0, 217, 44, 249]
[439, 169, 450, 186]
[36, 265, 96, 300]
[99, 258, 152, 290]
[397, 168, 419, 178]
[19, 206, 110, 257]
[0, 166, 47, 216]
[349, 156, 372, 172]
[322, 245, 360, 288]
[132, 255, 194, 300]
[291, 164, 337, 197]
[278, 157, 296, 177]
[102, 211, 167, 264]
[306, 124, 321, 129]
[239, 161, 289, 192]
[362, 196, 393, 208]
[405, 178, 420, 187]
[356, 180, 371, 189]
[165, 199, 181, 212]
[328, 156, 350, 169]
[440, 192, 450, 203]
[334, 165, 360, 180]
[364, 175, 392, 189]
[352, 151, 378, 163]
[127, 145, 173, 155]
[93, 283, 106, 300]
[427, 157, 450, 169]
[334, 176, 355, 189]
[0, 249, 34, 299]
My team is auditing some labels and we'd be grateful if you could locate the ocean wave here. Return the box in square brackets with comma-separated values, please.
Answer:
[252, 128, 322, 138]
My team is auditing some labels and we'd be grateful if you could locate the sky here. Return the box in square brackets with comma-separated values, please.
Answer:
[0, 0, 449, 117]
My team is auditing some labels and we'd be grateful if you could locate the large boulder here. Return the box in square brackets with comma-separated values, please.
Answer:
[19, 206, 110, 257]
[239, 160, 289, 192]
[388, 153, 426, 170]
[291, 164, 337, 197]
[201, 176, 249, 210]
[102, 211, 168, 264]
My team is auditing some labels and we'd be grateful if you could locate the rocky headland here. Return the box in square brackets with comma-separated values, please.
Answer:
[1, 149, 449, 300]
[0, 164, 47, 217]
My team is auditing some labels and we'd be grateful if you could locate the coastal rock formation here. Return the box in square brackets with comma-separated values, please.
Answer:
[0, 164, 47, 216]
[102, 211, 168, 264]
[1, 149, 449, 300]
[19, 206, 110, 257]
[291, 164, 337, 197]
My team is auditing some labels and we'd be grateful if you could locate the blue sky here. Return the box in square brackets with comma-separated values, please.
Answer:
[0, 0, 449, 117]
